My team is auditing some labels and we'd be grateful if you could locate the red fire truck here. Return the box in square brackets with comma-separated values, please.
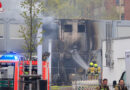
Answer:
[0, 52, 49, 90]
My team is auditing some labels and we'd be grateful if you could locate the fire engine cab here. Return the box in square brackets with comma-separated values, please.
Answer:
[0, 52, 49, 90]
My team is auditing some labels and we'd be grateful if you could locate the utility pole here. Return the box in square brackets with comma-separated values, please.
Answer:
[29, 0, 33, 90]
[29, 0, 33, 75]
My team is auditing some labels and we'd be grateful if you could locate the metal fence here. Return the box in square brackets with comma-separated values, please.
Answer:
[72, 80, 130, 90]
[72, 80, 99, 90]
[51, 80, 130, 90]
[51, 85, 130, 90]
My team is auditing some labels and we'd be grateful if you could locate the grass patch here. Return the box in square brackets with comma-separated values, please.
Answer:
[51, 86, 72, 90]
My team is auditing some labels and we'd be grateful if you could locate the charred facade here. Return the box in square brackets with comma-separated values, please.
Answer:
[51, 19, 104, 85]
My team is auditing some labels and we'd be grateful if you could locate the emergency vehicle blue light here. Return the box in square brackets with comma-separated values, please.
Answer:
[0, 52, 19, 60]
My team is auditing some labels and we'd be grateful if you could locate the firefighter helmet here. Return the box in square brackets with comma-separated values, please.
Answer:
[94, 64, 98, 68]
[89, 62, 93, 67]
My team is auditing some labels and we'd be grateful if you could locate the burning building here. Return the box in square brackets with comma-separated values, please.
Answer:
[51, 19, 130, 85]
[51, 19, 109, 84]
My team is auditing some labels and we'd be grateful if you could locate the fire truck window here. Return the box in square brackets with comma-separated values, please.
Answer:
[0, 63, 15, 79]
[0, 24, 4, 38]
[24, 66, 29, 70]
[64, 25, 72, 32]
[33, 66, 37, 69]
[78, 25, 85, 32]
[32, 66, 37, 74]
[20, 56, 25, 61]
[32, 70, 37, 74]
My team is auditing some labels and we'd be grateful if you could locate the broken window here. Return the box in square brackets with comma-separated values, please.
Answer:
[64, 25, 72, 32]
[78, 25, 85, 32]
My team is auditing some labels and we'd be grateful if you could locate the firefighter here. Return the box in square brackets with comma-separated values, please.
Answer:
[115, 79, 128, 90]
[97, 79, 109, 90]
[24, 69, 29, 75]
[98, 66, 101, 74]
[94, 64, 99, 80]
[87, 62, 95, 80]
[94, 64, 101, 79]
[24, 69, 29, 89]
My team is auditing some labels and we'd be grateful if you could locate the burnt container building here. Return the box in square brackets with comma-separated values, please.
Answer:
[51, 19, 130, 85]
[51, 19, 108, 85]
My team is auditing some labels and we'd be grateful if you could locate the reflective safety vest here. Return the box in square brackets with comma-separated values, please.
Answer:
[24, 71, 29, 75]
[99, 85, 109, 90]
[88, 67, 95, 74]
[98, 67, 101, 73]
[95, 67, 101, 74]
[95, 68, 98, 74]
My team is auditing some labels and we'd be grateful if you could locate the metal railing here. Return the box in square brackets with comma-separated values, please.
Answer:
[72, 80, 99, 90]
[51, 85, 130, 90]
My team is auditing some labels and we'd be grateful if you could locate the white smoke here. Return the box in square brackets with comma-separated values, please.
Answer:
[0, 0, 23, 20]
[42, 16, 58, 52]
[71, 49, 88, 70]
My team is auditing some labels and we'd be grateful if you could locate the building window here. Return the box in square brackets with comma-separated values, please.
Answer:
[116, 0, 120, 6]
[9, 24, 24, 39]
[78, 25, 85, 32]
[0, 24, 4, 38]
[64, 25, 72, 32]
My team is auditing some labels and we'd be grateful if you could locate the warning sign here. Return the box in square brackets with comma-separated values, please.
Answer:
[0, 1, 4, 12]
[0, 2, 2, 8]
